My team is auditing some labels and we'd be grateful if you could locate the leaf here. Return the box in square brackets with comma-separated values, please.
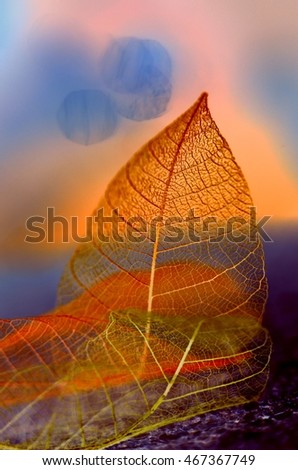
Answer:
[0, 93, 271, 449]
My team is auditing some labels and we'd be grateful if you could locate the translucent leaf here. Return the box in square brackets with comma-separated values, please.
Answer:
[0, 93, 271, 449]
[57, 89, 118, 145]
[100, 37, 172, 120]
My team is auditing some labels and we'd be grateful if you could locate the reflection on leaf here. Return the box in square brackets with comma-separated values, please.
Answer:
[0, 93, 271, 449]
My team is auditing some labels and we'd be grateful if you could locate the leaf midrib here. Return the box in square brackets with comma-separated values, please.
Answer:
[147, 94, 206, 313]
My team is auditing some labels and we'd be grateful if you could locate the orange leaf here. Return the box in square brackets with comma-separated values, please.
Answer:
[0, 93, 271, 449]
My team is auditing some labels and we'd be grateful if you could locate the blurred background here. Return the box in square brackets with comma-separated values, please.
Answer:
[0, 0, 297, 318]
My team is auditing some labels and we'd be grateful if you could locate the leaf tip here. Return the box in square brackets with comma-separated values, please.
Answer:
[185, 92, 209, 121]
[197, 91, 208, 109]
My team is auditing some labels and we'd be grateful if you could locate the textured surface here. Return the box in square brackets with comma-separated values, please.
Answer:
[110, 362, 298, 450]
